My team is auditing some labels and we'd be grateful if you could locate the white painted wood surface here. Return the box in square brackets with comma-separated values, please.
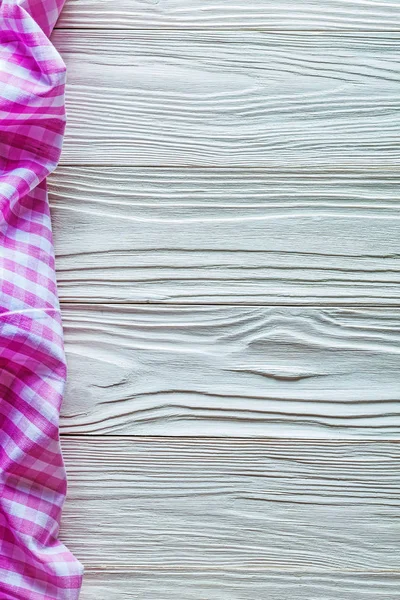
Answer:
[78, 571, 400, 600]
[49, 168, 400, 304]
[60, 305, 400, 437]
[56, 0, 400, 30]
[60, 438, 400, 570]
[53, 3, 400, 597]
[52, 32, 400, 168]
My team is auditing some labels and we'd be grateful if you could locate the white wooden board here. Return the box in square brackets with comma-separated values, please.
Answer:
[78, 570, 400, 600]
[60, 305, 400, 437]
[50, 168, 400, 305]
[60, 438, 400, 570]
[52, 32, 400, 168]
[53, 5, 400, 597]
[56, 0, 400, 30]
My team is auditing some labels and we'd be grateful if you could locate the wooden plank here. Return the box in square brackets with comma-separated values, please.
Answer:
[77, 570, 400, 600]
[49, 168, 400, 305]
[52, 32, 400, 168]
[55, 0, 400, 31]
[60, 438, 400, 571]
[59, 305, 400, 437]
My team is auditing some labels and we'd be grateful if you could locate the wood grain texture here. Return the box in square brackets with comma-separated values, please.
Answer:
[77, 570, 400, 600]
[60, 305, 400, 437]
[60, 438, 400, 570]
[52, 32, 400, 168]
[49, 168, 400, 305]
[56, 0, 400, 31]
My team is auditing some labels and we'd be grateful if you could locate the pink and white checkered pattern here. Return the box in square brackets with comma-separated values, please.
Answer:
[0, 0, 84, 597]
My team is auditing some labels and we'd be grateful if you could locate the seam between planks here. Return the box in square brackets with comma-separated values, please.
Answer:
[59, 434, 400, 442]
[59, 301, 400, 306]
[53, 28, 400, 32]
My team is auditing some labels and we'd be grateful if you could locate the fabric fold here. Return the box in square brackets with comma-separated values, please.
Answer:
[0, 0, 84, 597]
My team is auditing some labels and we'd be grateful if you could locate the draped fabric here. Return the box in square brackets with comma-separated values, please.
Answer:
[0, 0, 84, 597]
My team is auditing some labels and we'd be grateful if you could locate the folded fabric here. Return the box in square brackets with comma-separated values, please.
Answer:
[0, 0, 84, 597]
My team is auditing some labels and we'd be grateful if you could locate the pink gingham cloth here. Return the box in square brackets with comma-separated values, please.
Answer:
[0, 0, 84, 598]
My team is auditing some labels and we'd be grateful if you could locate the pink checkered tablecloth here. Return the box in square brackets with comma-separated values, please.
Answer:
[0, 0, 84, 597]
